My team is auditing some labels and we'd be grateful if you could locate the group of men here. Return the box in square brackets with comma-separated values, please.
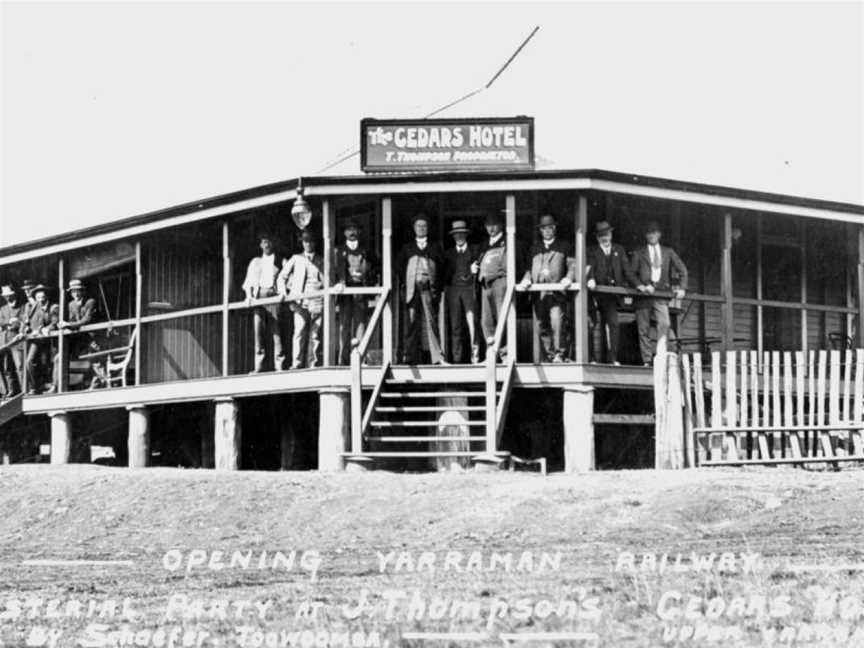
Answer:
[243, 214, 688, 370]
[242, 224, 377, 372]
[0, 278, 99, 397]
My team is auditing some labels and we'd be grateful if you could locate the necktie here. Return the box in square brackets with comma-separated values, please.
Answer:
[651, 245, 661, 268]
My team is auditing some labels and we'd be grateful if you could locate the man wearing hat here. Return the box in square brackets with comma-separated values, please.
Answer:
[629, 221, 688, 365]
[333, 219, 378, 365]
[395, 213, 446, 364]
[55, 279, 99, 389]
[0, 285, 25, 398]
[519, 213, 576, 362]
[242, 232, 289, 372]
[585, 221, 636, 364]
[473, 210, 510, 360]
[443, 219, 479, 364]
[279, 230, 325, 369]
[24, 284, 59, 394]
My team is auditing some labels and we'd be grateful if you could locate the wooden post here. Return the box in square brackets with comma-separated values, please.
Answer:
[858, 226, 864, 348]
[323, 200, 334, 366]
[563, 384, 594, 472]
[49, 411, 71, 465]
[505, 195, 517, 360]
[134, 240, 142, 385]
[213, 398, 241, 470]
[756, 216, 764, 357]
[319, 387, 349, 471]
[721, 212, 734, 351]
[654, 352, 685, 469]
[222, 220, 230, 376]
[57, 257, 66, 393]
[574, 196, 589, 363]
[800, 221, 808, 353]
[127, 405, 150, 468]
[381, 198, 393, 365]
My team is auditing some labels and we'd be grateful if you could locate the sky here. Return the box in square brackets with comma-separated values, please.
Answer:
[1, 1, 862, 247]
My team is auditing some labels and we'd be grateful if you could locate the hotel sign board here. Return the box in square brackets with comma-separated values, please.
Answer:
[360, 116, 534, 173]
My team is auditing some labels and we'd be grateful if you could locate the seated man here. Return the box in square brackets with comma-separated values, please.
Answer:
[280, 230, 325, 369]
[519, 213, 575, 362]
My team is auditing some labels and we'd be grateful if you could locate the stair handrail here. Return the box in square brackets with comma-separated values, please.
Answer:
[360, 360, 391, 435]
[350, 287, 391, 454]
[485, 282, 516, 454]
[495, 356, 517, 445]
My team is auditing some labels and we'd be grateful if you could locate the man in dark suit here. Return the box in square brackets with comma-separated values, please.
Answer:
[519, 213, 575, 362]
[473, 211, 509, 361]
[333, 219, 378, 365]
[0, 285, 25, 399]
[443, 219, 479, 364]
[629, 221, 688, 365]
[396, 213, 446, 364]
[586, 221, 636, 364]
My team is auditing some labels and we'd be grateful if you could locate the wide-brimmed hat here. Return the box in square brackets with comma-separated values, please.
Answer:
[594, 220, 614, 235]
[67, 278, 84, 291]
[449, 219, 471, 235]
[644, 220, 662, 234]
[1, 285, 14, 298]
[538, 214, 557, 228]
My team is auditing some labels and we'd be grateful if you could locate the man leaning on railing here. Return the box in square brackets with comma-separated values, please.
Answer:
[0, 284, 25, 399]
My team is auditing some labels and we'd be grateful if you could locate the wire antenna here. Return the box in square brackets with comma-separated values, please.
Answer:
[315, 26, 540, 174]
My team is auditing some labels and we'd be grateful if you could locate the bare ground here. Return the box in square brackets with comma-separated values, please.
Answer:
[0, 465, 863, 647]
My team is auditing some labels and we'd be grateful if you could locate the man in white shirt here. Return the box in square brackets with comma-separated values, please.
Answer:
[280, 230, 325, 369]
[629, 221, 688, 365]
[242, 232, 288, 372]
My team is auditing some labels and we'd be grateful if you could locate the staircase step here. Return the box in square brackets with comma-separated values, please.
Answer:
[365, 436, 486, 442]
[380, 391, 493, 398]
[370, 420, 487, 427]
[375, 405, 486, 413]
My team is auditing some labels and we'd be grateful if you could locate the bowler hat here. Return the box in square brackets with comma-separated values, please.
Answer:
[412, 213, 430, 226]
[342, 219, 360, 232]
[484, 211, 504, 225]
[449, 220, 471, 235]
[644, 220, 661, 234]
[21, 279, 35, 291]
[594, 220, 614, 235]
[538, 214, 557, 228]
[257, 231, 274, 242]
[67, 278, 84, 291]
[32, 284, 48, 294]
[300, 229, 316, 241]
[1, 285, 14, 298]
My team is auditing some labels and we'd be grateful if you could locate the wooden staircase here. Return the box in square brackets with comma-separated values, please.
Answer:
[362, 375, 493, 459]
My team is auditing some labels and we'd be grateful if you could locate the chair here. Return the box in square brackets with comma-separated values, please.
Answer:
[105, 327, 137, 388]
[79, 327, 137, 389]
